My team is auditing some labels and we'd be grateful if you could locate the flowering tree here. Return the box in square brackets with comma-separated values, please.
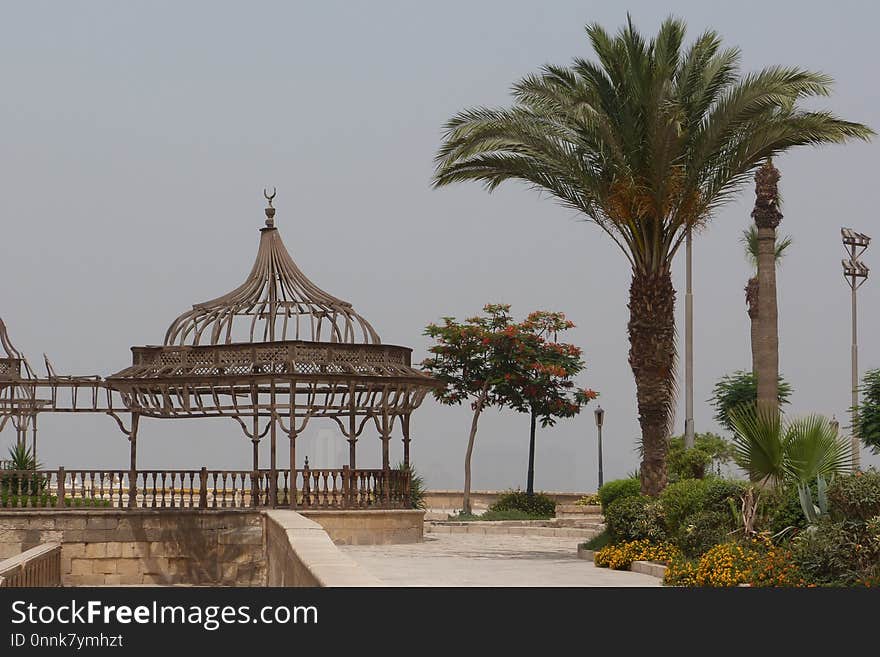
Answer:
[494, 311, 598, 495]
[423, 304, 597, 512]
[422, 304, 516, 515]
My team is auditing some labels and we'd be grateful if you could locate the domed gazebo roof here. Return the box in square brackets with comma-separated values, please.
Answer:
[164, 190, 380, 347]
[106, 191, 438, 421]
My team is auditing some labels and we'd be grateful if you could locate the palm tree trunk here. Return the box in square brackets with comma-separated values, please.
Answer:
[462, 383, 489, 516]
[751, 160, 782, 415]
[755, 228, 779, 413]
[526, 407, 537, 496]
[628, 268, 676, 496]
[746, 276, 759, 376]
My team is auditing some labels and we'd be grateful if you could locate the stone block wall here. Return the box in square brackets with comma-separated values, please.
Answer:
[301, 509, 424, 545]
[0, 511, 265, 587]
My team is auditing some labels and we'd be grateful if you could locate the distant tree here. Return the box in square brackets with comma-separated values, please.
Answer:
[422, 304, 516, 515]
[666, 432, 735, 482]
[493, 311, 598, 495]
[854, 368, 880, 453]
[710, 370, 792, 433]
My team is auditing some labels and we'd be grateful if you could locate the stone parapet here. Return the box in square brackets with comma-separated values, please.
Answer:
[263, 511, 380, 587]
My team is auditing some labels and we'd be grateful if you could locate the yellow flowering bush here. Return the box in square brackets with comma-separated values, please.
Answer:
[574, 493, 601, 506]
[748, 543, 806, 587]
[664, 557, 699, 586]
[693, 542, 753, 587]
[666, 534, 807, 587]
[594, 539, 680, 570]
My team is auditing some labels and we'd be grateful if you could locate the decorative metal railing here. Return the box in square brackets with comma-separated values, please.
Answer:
[0, 542, 62, 587]
[0, 466, 411, 510]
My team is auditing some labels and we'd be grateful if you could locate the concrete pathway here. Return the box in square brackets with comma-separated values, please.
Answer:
[339, 533, 661, 587]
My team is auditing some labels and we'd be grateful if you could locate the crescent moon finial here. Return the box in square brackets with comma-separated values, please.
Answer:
[263, 187, 277, 227]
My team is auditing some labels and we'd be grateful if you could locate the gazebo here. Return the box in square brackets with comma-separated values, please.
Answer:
[1, 192, 439, 510]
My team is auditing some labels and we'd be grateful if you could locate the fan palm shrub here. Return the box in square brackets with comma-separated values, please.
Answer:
[729, 406, 851, 522]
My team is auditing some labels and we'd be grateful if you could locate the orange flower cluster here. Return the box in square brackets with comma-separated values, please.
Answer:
[594, 540, 680, 570]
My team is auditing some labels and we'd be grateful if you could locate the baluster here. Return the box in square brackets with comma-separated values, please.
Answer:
[302, 462, 311, 508]
[170, 472, 177, 509]
[211, 472, 218, 509]
[221, 472, 228, 508]
[281, 471, 289, 507]
[116, 472, 123, 508]
[98, 471, 106, 504]
[330, 471, 339, 508]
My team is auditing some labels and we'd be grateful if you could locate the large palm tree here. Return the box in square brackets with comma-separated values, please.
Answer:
[433, 17, 872, 495]
[743, 223, 791, 376]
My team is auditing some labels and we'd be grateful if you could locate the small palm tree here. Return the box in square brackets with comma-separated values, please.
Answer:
[729, 406, 851, 487]
[433, 16, 872, 495]
[1, 443, 44, 502]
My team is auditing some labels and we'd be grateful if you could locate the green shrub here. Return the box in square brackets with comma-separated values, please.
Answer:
[660, 478, 745, 537]
[676, 510, 732, 558]
[827, 469, 880, 521]
[604, 495, 667, 543]
[0, 494, 112, 508]
[701, 479, 748, 511]
[760, 484, 809, 537]
[792, 520, 865, 586]
[480, 508, 550, 521]
[660, 479, 708, 534]
[598, 477, 641, 513]
[666, 433, 735, 482]
[396, 462, 426, 510]
[488, 490, 555, 518]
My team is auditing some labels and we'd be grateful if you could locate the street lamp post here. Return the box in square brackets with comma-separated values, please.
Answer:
[593, 405, 604, 489]
[841, 228, 870, 471]
[684, 225, 695, 449]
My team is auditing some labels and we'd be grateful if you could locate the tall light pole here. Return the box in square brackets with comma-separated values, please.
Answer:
[593, 405, 604, 489]
[841, 228, 870, 471]
[684, 225, 695, 449]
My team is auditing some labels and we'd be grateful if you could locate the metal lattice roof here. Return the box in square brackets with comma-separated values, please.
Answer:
[163, 191, 380, 346]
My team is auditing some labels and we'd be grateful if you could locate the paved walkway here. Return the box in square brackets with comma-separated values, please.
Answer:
[339, 533, 661, 587]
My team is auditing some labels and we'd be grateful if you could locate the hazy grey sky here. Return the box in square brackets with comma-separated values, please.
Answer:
[2, 1, 878, 491]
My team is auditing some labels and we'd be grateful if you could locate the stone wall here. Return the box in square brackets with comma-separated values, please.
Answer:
[423, 490, 588, 511]
[301, 509, 424, 545]
[0, 511, 265, 587]
[264, 511, 379, 587]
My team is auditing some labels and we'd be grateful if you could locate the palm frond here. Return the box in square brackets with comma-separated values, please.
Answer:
[729, 404, 785, 486]
[741, 225, 793, 268]
[782, 414, 852, 482]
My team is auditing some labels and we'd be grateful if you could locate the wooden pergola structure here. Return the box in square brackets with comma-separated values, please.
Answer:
[0, 192, 439, 510]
